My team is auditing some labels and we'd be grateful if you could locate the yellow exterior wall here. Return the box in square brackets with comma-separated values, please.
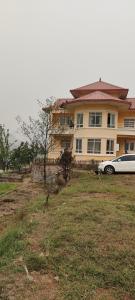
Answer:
[118, 111, 135, 126]
[48, 138, 61, 159]
[49, 104, 135, 161]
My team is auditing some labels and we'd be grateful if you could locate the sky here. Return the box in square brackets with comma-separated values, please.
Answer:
[0, 0, 135, 139]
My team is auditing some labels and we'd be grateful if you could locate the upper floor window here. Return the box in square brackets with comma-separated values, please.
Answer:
[76, 139, 82, 153]
[60, 115, 73, 127]
[89, 112, 102, 127]
[77, 113, 83, 128]
[87, 139, 101, 154]
[107, 113, 115, 128]
[106, 139, 114, 154]
[124, 119, 135, 128]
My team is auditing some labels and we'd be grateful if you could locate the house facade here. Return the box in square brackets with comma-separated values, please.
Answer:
[49, 79, 135, 161]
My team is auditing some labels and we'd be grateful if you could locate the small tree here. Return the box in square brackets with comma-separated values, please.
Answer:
[0, 125, 14, 171]
[10, 141, 37, 172]
[17, 98, 64, 184]
[59, 148, 73, 182]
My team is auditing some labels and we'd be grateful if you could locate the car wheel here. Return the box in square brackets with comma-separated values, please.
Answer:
[104, 165, 115, 175]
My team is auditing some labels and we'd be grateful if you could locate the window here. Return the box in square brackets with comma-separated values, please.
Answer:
[87, 139, 101, 154]
[107, 113, 115, 128]
[125, 141, 135, 152]
[60, 115, 73, 127]
[124, 119, 135, 128]
[89, 112, 102, 127]
[77, 113, 83, 128]
[61, 139, 71, 150]
[130, 143, 134, 151]
[76, 139, 82, 153]
[106, 139, 114, 154]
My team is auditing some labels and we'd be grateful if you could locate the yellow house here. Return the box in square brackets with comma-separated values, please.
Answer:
[49, 79, 135, 161]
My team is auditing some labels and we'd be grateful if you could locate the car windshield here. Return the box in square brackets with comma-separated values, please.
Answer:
[112, 157, 120, 162]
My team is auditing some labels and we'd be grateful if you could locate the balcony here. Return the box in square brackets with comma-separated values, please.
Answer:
[51, 125, 74, 135]
[118, 123, 135, 136]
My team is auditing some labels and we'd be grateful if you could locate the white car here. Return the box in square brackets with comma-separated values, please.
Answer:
[98, 154, 135, 175]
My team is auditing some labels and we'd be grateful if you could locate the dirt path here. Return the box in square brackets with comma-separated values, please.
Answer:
[0, 178, 44, 217]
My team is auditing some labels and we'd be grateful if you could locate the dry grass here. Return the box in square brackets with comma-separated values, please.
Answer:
[1, 172, 135, 299]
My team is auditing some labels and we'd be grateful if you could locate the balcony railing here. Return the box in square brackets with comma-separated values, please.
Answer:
[118, 123, 135, 129]
[124, 120, 135, 128]
[51, 125, 74, 135]
[118, 123, 135, 136]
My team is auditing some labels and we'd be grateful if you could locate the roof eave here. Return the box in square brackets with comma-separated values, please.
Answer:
[63, 99, 131, 110]
[70, 88, 129, 99]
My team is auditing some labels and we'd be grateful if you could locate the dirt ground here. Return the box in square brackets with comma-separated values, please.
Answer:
[0, 178, 43, 217]
[0, 177, 59, 300]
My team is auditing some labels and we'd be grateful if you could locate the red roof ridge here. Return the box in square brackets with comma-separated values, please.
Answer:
[70, 80, 128, 92]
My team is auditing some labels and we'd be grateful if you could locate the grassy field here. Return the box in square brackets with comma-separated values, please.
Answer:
[0, 172, 135, 299]
[0, 183, 16, 195]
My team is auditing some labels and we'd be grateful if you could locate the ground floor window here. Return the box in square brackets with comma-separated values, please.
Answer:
[76, 139, 82, 153]
[87, 139, 101, 154]
[61, 139, 71, 150]
[106, 139, 114, 154]
[125, 141, 135, 152]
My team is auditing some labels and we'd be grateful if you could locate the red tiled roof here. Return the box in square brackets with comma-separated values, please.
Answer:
[75, 91, 122, 101]
[71, 80, 127, 91]
[63, 91, 130, 107]
[54, 98, 73, 108]
[70, 80, 128, 98]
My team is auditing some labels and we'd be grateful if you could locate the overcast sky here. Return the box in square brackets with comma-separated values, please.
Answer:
[0, 0, 135, 138]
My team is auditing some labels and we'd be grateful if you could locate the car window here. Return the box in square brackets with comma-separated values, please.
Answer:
[113, 155, 135, 162]
[126, 155, 135, 161]
[119, 156, 129, 161]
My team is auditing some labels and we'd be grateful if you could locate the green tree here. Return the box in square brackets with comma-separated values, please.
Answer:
[10, 142, 38, 172]
[0, 125, 12, 170]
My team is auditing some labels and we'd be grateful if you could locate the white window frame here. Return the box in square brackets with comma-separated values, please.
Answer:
[76, 113, 83, 128]
[89, 112, 102, 127]
[106, 139, 114, 154]
[107, 113, 115, 128]
[87, 139, 101, 154]
[76, 139, 82, 153]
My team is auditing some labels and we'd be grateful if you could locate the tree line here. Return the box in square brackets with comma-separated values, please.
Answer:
[0, 99, 73, 184]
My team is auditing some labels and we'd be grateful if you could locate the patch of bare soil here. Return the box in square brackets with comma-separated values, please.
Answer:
[0, 178, 43, 218]
[93, 288, 134, 300]
[73, 192, 118, 200]
[27, 211, 50, 253]
[0, 272, 57, 300]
